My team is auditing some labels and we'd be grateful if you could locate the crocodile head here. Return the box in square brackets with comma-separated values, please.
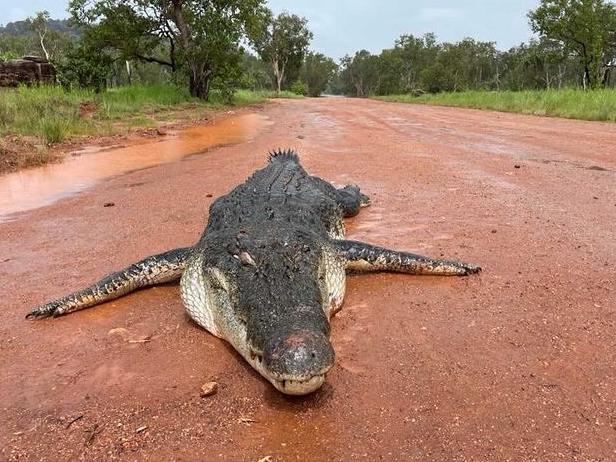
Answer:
[239, 235, 336, 395]
[185, 232, 338, 395]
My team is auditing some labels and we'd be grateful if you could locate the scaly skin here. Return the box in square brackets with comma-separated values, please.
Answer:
[26, 248, 192, 319]
[27, 150, 481, 395]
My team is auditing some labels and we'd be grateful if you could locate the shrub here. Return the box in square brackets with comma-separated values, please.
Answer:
[289, 80, 309, 96]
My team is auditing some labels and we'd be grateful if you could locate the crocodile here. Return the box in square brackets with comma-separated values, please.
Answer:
[27, 150, 481, 395]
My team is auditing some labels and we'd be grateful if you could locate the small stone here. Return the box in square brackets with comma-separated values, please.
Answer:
[135, 425, 148, 433]
[200, 382, 218, 397]
[103, 202, 115, 207]
[107, 327, 130, 340]
[514, 165, 521, 169]
[491, 229, 497, 234]
[206, 194, 213, 198]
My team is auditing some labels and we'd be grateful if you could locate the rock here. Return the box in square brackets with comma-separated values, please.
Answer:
[0, 56, 56, 87]
[107, 327, 130, 341]
[103, 202, 115, 207]
[200, 382, 218, 397]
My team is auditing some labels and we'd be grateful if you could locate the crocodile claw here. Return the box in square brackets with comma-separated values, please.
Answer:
[26, 301, 63, 320]
[460, 264, 482, 275]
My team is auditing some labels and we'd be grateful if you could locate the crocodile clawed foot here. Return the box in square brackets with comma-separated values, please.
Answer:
[26, 302, 63, 320]
[459, 263, 482, 276]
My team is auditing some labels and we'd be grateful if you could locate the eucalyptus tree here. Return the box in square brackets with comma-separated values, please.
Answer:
[300, 52, 337, 96]
[253, 12, 313, 94]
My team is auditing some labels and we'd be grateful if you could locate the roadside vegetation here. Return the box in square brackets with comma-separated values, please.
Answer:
[335, 0, 616, 120]
[0, 84, 298, 172]
[0, 84, 297, 145]
[1, 0, 616, 173]
[0, 1, 313, 172]
[378, 89, 616, 122]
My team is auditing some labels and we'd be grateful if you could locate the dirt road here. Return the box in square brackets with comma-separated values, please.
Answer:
[2, 98, 615, 461]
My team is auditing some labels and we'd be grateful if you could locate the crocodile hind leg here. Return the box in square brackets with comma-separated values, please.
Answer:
[26, 247, 193, 319]
[335, 240, 481, 275]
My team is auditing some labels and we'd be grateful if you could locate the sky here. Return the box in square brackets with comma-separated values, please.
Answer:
[0, 0, 540, 60]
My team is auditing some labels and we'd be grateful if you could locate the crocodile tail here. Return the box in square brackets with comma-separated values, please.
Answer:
[268, 148, 299, 163]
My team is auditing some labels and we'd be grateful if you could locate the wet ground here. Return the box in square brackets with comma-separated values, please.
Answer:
[1, 98, 615, 461]
[0, 112, 269, 222]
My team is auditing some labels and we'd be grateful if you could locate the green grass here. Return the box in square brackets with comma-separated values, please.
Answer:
[376, 89, 616, 122]
[0, 84, 300, 147]
[0, 85, 89, 145]
[233, 89, 303, 105]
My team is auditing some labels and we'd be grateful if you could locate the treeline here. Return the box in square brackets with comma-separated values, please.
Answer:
[337, 0, 616, 95]
[0, 2, 332, 100]
[1, 0, 615, 99]
[335, 35, 592, 96]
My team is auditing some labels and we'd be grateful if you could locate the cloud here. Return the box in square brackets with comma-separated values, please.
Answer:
[417, 7, 465, 22]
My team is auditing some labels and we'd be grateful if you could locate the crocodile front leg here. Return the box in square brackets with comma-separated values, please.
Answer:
[27, 247, 193, 319]
[335, 240, 481, 276]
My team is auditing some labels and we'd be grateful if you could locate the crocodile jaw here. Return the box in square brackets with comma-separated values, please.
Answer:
[247, 347, 329, 395]
[181, 257, 331, 395]
[272, 374, 326, 395]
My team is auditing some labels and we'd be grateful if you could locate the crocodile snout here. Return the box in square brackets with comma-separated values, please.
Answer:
[263, 329, 334, 395]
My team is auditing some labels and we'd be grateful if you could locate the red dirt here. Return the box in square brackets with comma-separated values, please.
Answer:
[1, 98, 616, 461]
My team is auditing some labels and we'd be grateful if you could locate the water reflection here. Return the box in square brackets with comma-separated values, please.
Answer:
[0, 113, 269, 222]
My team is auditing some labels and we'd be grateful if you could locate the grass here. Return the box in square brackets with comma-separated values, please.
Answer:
[376, 89, 616, 122]
[233, 89, 302, 105]
[0, 84, 301, 148]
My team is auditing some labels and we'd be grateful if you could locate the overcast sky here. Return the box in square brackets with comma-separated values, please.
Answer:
[1, 0, 540, 60]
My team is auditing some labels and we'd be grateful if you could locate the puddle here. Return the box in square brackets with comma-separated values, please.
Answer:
[0, 113, 269, 222]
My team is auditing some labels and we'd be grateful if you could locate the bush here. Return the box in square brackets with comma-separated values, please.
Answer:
[289, 80, 309, 96]
[56, 42, 113, 92]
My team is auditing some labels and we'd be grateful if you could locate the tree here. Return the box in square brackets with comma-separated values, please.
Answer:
[339, 50, 381, 96]
[69, 0, 268, 99]
[56, 40, 113, 92]
[299, 52, 337, 96]
[27, 11, 51, 60]
[394, 33, 439, 92]
[254, 12, 313, 94]
[0, 17, 76, 62]
[529, 0, 616, 88]
[20, 11, 71, 62]
[239, 52, 273, 90]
